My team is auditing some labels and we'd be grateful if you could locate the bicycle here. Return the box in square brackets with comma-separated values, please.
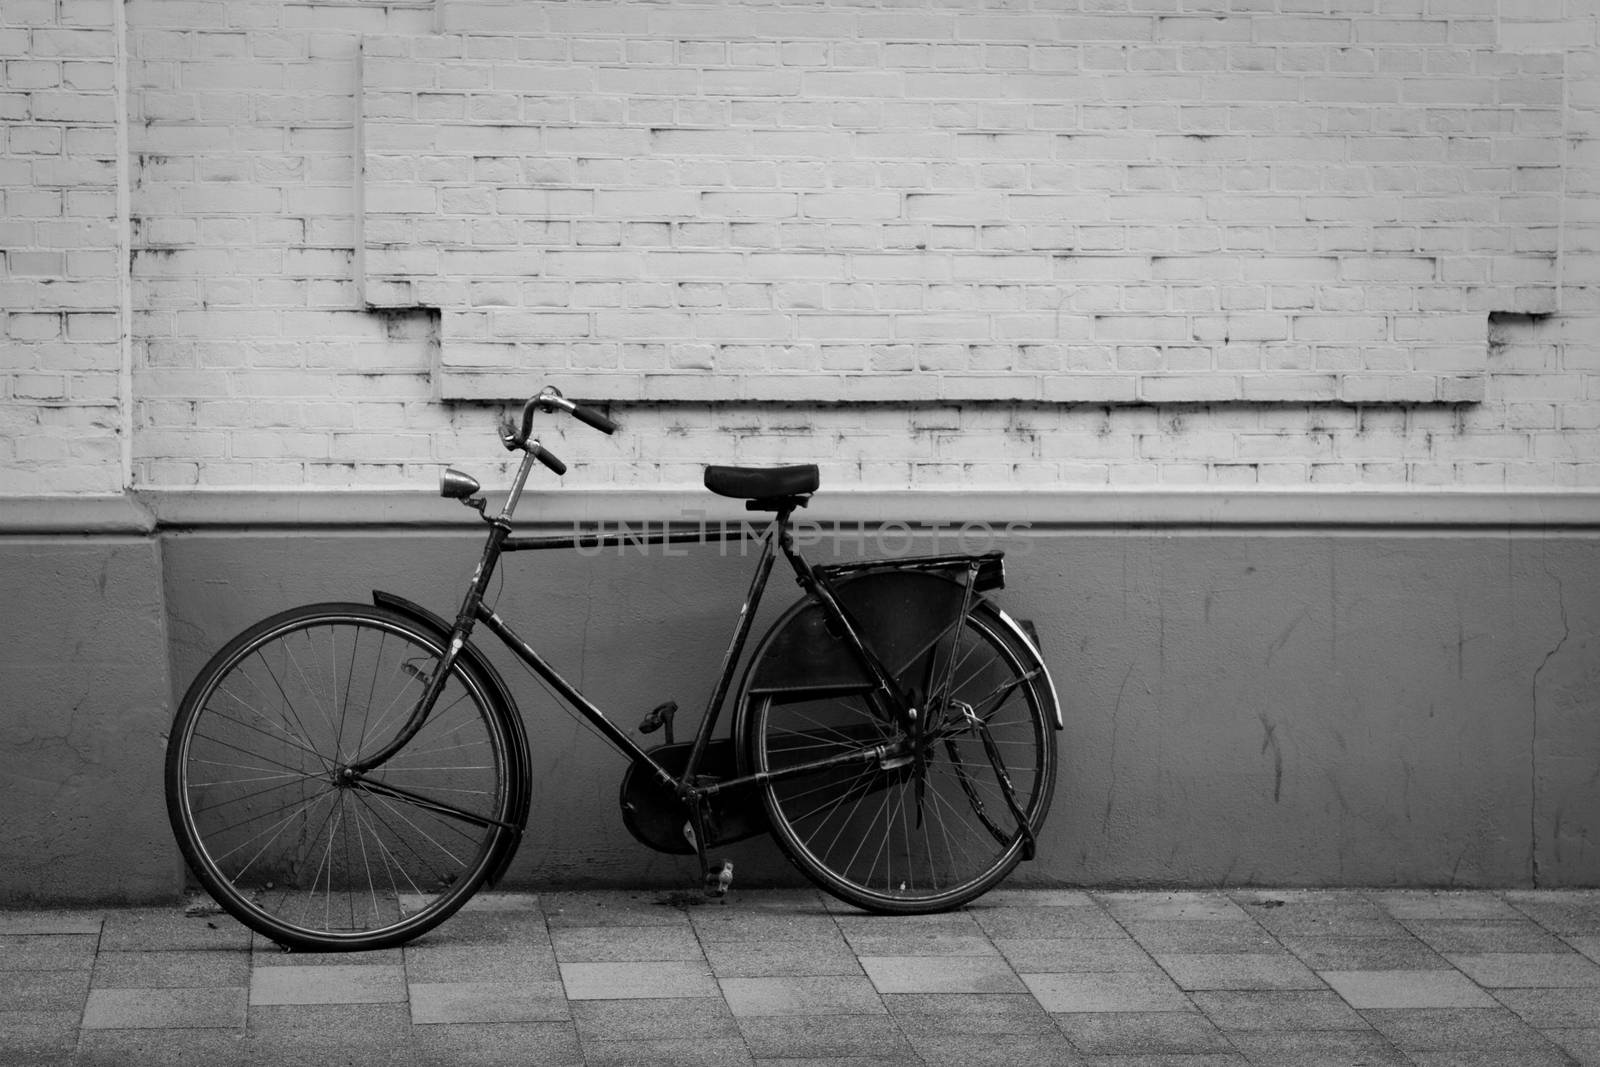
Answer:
[164, 386, 1062, 951]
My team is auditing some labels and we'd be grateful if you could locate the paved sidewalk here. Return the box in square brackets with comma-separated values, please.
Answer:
[3, 887, 1600, 1066]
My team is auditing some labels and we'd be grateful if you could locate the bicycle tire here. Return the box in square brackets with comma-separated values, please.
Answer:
[165, 603, 519, 951]
[737, 570, 1057, 913]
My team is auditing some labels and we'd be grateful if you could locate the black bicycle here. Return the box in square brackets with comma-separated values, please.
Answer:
[165, 387, 1061, 951]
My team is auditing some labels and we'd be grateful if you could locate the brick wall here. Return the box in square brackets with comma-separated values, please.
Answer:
[2, 0, 1599, 494]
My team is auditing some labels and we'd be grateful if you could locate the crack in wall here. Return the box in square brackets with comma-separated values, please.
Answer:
[1530, 551, 1571, 887]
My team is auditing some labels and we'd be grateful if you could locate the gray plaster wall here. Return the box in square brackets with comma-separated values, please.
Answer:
[1, 518, 1595, 902]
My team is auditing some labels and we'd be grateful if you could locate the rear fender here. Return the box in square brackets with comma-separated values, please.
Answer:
[371, 590, 531, 887]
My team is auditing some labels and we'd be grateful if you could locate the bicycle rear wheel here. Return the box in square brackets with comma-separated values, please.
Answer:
[165, 603, 517, 951]
[739, 572, 1057, 913]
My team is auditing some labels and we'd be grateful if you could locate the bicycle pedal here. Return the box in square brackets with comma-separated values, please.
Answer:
[705, 860, 734, 897]
[638, 700, 678, 744]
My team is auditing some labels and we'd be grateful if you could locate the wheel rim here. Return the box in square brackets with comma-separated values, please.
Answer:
[171, 612, 510, 946]
[752, 606, 1053, 910]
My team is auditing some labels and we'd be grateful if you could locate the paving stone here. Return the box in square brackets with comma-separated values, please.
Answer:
[1447, 952, 1600, 988]
[1021, 970, 1191, 1013]
[1191, 990, 1369, 1031]
[0, 933, 99, 970]
[1373, 891, 1526, 922]
[1405, 1049, 1586, 1067]
[995, 935, 1157, 973]
[74, 1028, 255, 1067]
[245, 1003, 414, 1064]
[1363, 1006, 1559, 1052]
[884, 992, 1057, 1036]
[1493, 987, 1600, 1029]
[1549, 1028, 1600, 1066]
[571, 997, 741, 1042]
[413, 1021, 582, 1067]
[704, 935, 863, 977]
[409, 908, 551, 947]
[720, 975, 886, 1017]
[409, 979, 569, 1023]
[251, 945, 405, 967]
[690, 907, 842, 943]
[561, 960, 720, 1000]
[1506, 892, 1600, 936]
[1569, 936, 1600, 964]
[972, 904, 1127, 940]
[1279, 934, 1450, 971]
[82, 986, 247, 1029]
[831, 911, 986, 943]
[1153, 952, 1323, 991]
[1227, 1027, 1412, 1066]
[907, 1030, 1081, 1066]
[1100, 892, 1252, 923]
[582, 1036, 754, 1066]
[551, 924, 705, 962]
[93, 949, 250, 988]
[1124, 920, 1282, 955]
[1239, 899, 1406, 939]
[402, 939, 560, 981]
[0, 911, 104, 935]
[977, 888, 1097, 908]
[841, 928, 1001, 957]
[249, 963, 407, 1005]
[0, 969, 90, 1011]
[1321, 968, 1499, 1009]
[860, 954, 1024, 994]
[540, 890, 695, 928]
[1074, 1056, 1248, 1066]
[1405, 920, 1575, 954]
[737, 1012, 914, 1059]
[0, 1009, 78, 1063]
[98, 908, 252, 952]
[1054, 1010, 1232, 1055]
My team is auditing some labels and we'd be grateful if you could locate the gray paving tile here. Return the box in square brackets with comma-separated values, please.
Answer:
[1100, 892, 1251, 923]
[571, 997, 741, 1042]
[1373, 891, 1526, 922]
[551, 924, 705, 962]
[1493, 986, 1600, 1029]
[840, 928, 1001, 957]
[1055, 1010, 1232, 1055]
[1074, 1056, 1248, 1067]
[73, 1028, 255, 1067]
[0, 1009, 78, 1063]
[1570, 936, 1600, 964]
[883, 991, 1057, 1036]
[1022, 969, 1191, 1013]
[907, 1030, 1081, 1066]
[251, 945, 405, 967]
[1321, 968, 1499, 1009]
[1405, 919, 1575, 954]
[561, 960, 720, 1000]
[409, 979, 569, 1023]
[98, 908, 252, 952]
[1447, 951, 1600, 988]
[690, 907, 842, 943]
[245, 1003, 414, 1064]
[721, 975, 886, 1017]
[540, 890, 693, 928]
[1363, 1006, 1559, 1052]
[82, 985, 247, 1029]
[582, 1037, 754, 1066]
[704, 936, 863, 977]
[979, 887, 1098, 908]
[93, 949, 250, 988]
[413, 1021, 582, 1067]
[996, 935, 1157, 972]
[0, 933, 98, 970]
[1228, 1028, 1412, 1066]
[1549, 1028, 1600, 1066]
[0, 911, 104, 935]
[973, 904, 1126, 940]
[408, 908, 550, 946]
[1279, 933, 1450, 971]
[737, 1013, 913, 1059]
[1238, 898, 1406, 939]
[1507, 892, 1600, 936]
[402, 939, 560, 981]
[0, 969, 89, 1011]
[1406, 1050, 1586, 1067]
[1124, 920, 1282, 955]
[859, 954, 1024, 993]
[248, 963, 406, 1004]
[1153, 952, 1323, 991]
[1191, 990, 1369, 1031]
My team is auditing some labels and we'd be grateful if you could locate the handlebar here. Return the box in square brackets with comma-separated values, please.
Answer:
[500, 387, 619, 467]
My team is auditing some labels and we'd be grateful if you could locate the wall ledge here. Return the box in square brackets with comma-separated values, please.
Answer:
[6, 489, 1600, 534]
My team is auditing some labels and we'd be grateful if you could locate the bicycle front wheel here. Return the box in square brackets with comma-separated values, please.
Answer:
[740, 572, 1058, 913]
[165, 603, 518, 951]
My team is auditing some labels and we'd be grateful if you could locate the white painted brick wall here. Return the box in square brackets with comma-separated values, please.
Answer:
[2, 0, 1599, 495]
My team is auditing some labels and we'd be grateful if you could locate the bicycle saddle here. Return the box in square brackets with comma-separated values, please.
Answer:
[703, 464, 819, 501]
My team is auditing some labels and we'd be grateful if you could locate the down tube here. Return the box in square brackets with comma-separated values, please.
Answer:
[474, 605, 670, 783]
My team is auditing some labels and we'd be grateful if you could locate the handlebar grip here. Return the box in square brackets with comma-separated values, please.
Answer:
[570, 402, 618, 435]
[532, 443, 566, 476]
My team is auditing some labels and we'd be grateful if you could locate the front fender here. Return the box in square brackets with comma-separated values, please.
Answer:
[371, 590, 531, 886]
